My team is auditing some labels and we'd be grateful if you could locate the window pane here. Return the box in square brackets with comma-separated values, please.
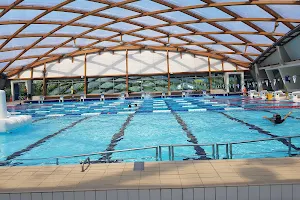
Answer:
[38, 37, 71, 46]
[127, 0, 169, 11]
[20, 24, 60, 34]
[4, 37, 41, 49]
[40, 11, 81, 22]
[186, 23, 221, 32]
[63, 1, 107, 11]
[216, 22, 256, 32]
[225, 5, 273, 18]
[32, 80, 43, 96]
[23, 48, 52, 57]
[158, 11, 197, 22]
[0, 24, 23, 35]
[75, 16, 113, 26]
[0, 9, 45, 21]
[107, 22, 141, 31]
[190, 7, 233, 19]
[159, 26, 192, 34]
[100, 7, 139, 18]
[131, 16, 167, 26]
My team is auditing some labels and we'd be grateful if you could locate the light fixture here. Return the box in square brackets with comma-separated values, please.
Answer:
[119, 34, 124, 45]
[272, 21, 279, 34]
[166, 35, 170, 47]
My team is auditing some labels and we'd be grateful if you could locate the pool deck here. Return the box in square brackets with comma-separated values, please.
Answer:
[0, 157, 300, 193]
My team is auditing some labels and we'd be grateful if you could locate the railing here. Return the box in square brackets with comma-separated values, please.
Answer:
[159, 144, 215, 161]
[9, 135, 300, 166]
[81, 157, 90, 172]
[12, 146, 159, 166]
[227, 135, 300, 159]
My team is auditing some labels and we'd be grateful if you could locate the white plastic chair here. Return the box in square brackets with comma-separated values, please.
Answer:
[80, 94, 86, 102]
[100, 94, 105, 101]
[38, 96, 45, 104]
[59, 96, 64, 103]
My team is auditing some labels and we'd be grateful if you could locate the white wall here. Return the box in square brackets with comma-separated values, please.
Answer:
[128, 50, 167, 75]
[87, 51, 126, 76]
[9, 50, 248, 79]
[46, 56, 84, 78]
[210, 58, 222, 72]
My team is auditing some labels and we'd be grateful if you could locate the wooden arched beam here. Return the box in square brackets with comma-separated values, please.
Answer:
[0, 0, 298, 73]
[0, 0, 74, 52]
[0, 0, 138, 73]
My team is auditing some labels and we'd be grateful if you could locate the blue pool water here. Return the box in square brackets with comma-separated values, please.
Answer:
[1, 96, 300, 166]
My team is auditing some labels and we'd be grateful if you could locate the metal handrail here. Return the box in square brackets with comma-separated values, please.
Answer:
[229, 135, 300, 145]
[227, 135, 300, 159]
[9, 134, 300, 165]
[162, 143, 216, 161]
[13, 146, 159, 165]
[81, 157, 90, 172]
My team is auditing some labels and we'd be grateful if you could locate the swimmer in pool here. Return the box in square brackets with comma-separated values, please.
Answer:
[263, 111, 292, 124]
[128, 104, 132, 108]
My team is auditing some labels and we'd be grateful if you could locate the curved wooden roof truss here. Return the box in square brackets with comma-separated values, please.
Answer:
[0, 0, 299, 77]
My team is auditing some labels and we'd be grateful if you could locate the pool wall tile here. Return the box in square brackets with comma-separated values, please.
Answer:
[3, 184, 300, 199]
[139, 189, 150, 200]
[107, 190, 117, 200]
[282, 185, 292, 200]
[31, 193, 42, 200]
[193, 188, 205, 200]
[74, 191, 84, 200]
[172, 189, 182, 200]
[238, 186, 248, 200]
[41, 193, 52, 200]
[292, 185, 300, 200]
[227, 187, 238, 200]
[183, 188, 193, 200]
[249, 186, 259, 200]
[117, 190, 128, 200]
[85, 191, 96, 200]
[271, 185, 281, 200]
[53, 192, 63, 200]
[20, 193, 31, 200]
[128, 190, 139, 200]
[204, 188, 215, 200]
[216, 187, 226, 200]
[150, 189, 160, 200]
[64, 192, 74, 200]
[0, 194, 10, 200]
[10, 193, 21, 200]
[96, 191, 106, 200]
[259, 185, 271, 200]
[161, 189, 171, 200]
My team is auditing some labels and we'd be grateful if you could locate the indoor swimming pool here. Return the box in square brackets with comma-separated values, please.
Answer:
[1, 96, 300, 166]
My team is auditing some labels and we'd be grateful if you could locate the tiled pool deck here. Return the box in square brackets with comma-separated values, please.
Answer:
[0, 158, 300, 193]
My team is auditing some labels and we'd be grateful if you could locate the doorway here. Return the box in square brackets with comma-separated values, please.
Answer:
[13, 82, 26, 100]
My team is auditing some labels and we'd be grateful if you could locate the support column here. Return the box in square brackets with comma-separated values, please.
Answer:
[84, 53, 87, 96]
[224, 73, 230, 93]
[126, 49, 129, 94]
[265, 70, 277, 91]
[25, 80, 32, 99]
[167, 50, 170, 95]
[254, 63, 264, 92]
[208, 56, 212, 92]
[42, 63, 47, 96]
